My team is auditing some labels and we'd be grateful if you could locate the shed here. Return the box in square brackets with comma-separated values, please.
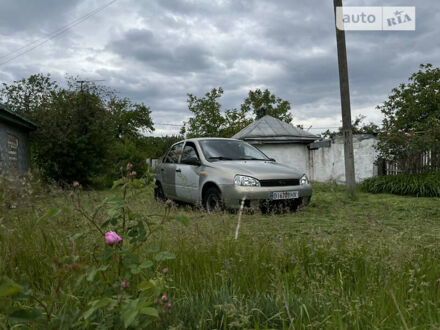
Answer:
[0, 103, 37, 175]
[232, 115, 318, 175]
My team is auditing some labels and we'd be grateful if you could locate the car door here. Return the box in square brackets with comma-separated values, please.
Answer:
[161, 142, 183, 199]
[175, 142, 202, 203]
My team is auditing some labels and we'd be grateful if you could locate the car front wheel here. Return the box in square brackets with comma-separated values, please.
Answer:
[203, 187, 223, 213]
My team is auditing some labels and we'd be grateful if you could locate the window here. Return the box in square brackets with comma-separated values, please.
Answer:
[7, 134, 19, 170]
[164, 142, 183, 163]
[199, 139, 269, 161]
[180, 142, 200, 165]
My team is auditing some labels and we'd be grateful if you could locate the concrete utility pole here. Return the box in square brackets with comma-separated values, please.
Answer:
[333, 0, 356, 197]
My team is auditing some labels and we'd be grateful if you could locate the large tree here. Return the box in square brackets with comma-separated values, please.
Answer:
[1, 75, 154, 185]
[376, 64, 440, 171]
[181, 87, 292, 138]
[240, 88, 293, 123]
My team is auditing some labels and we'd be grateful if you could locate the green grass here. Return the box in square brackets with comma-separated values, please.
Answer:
[361, 171, 440, 197]
[1, 184, 440, 329]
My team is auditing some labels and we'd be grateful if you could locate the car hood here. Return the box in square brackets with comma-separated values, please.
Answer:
[209, 160, 303, 180]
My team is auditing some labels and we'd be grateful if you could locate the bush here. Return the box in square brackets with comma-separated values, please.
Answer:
[361, 171, 440, 197]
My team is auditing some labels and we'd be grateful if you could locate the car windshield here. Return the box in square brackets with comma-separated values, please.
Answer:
[199, 140, 269, 161]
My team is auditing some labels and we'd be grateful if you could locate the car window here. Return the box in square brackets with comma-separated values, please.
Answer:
[199, 140, 269, 161]
[180, 142, 200, 165]
[164, 142, 183, 163]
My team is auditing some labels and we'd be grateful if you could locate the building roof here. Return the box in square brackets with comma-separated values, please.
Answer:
[0, 103, 38, 130]
[232, 115, 318, 144]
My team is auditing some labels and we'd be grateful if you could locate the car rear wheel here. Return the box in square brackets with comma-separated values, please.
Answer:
[203, 187, 223, 213]
[154, 182, 166, 203]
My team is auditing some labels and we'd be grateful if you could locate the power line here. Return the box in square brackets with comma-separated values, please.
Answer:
[0, 0, 118, 66]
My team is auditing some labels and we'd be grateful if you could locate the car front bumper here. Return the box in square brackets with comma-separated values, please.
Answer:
[219, 183, 312, 209]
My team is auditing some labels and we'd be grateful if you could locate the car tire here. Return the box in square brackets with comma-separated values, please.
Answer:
[203, 187, 223, 213]
[154, 182, 166, 203]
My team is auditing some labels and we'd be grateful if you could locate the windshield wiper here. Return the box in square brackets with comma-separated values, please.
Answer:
[236, 157, 268, 161]
[207, 156, 234, 161]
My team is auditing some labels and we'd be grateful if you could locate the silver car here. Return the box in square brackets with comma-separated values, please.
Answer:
[154, 138, 312, 212]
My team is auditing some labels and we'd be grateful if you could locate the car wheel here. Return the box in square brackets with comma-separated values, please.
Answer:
[203, 187, 223, 213]
[154, 182, 166, 203]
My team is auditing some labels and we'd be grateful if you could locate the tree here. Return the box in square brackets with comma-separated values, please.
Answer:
[376, 64, 440, 171]
[240, 88, 293, 123]
[1, 75, 155, 185]
[181, 87, 293, 138]
[180, 88, 226, 138]
[321, 115, 380, 139]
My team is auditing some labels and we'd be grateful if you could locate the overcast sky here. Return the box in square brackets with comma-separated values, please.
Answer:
[0, 0, 439, 136]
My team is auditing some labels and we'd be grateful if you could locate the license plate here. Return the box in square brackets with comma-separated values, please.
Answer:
[270, 191, 299, 200]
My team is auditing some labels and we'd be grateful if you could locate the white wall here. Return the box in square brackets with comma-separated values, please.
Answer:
[309, 135, 378, 183]
[256, 144, 310, 175]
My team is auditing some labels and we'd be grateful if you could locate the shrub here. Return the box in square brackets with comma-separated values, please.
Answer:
[361, 171, 440, 197]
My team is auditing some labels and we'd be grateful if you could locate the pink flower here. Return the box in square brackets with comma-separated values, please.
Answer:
[122, 280, 129, 288]
[126, 163, 133, 170]
[387, 132, 391, 136]
[130, 171, 136, 176]
[167, 303, 171, 310]
[405, 132, 412, 137]
[105, 231, 122, 245]
[166, 199, 172, 205]
[398, 129, 403, 133]
[73, 181, 80, 187]
[163, 267, 169, 275]
[161, 293, 169, 302]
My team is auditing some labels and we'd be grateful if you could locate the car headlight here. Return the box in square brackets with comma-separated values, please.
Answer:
[300, 174, 309, 185]
[234, 175, 261, 187]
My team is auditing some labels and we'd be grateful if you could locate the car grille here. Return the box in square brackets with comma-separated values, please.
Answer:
[260, 178, 300, 187]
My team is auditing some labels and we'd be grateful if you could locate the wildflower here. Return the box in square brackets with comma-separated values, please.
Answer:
[161, 293, 169, 302]
[105, 231, 122, 245]
[130, 171, 136, 176]
[163, 267, 169, 275]
[166, 199, 172, 205]
[167, 303, 171, 310]
[126, 163, 133, 170]
[387, 132, 391, 136]
[122, 280, 130, 288]
[73, 181, 80, 187]
[398, 129, 403, 133]
[405, 132, 412, 137]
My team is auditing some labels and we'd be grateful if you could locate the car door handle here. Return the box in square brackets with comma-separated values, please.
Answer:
[176, 169, 181, 173]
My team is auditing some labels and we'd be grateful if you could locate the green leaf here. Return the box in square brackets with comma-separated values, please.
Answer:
[173, 215, 190, 226]
[154, 251, 176, 262]
[86, 266, 97, 282]
[37, 208, 61, 223]
[0, 276, 22, 297]
[122, 299, 139, 328]
[140, 307, 159, 318]
[139, 260, 153, 269]
[9, 308, 42, 323]
[112, 179, 124, 189]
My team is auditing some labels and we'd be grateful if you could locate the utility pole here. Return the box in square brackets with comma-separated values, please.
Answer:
[333, 0, 356, 198]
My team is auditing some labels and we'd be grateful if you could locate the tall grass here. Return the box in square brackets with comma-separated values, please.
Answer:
[1, 184, 440, 328]
[361, 171, 440, 197]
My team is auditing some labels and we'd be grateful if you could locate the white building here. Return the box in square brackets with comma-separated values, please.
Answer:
[232, 115, 378, 183]
[232, 115, 318, 176]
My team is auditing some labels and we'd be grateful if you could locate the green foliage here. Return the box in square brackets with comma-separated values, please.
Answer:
[181, 87, 292, 138]
[0, 166, 188, 328]
[361, 171, 440, 197]
[0, 74, 155, 186]
[240, 88, 293, 123]
[376, 64, 440, 169]
[2, 184, 440, 328]
[321, 115, 380, 139]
